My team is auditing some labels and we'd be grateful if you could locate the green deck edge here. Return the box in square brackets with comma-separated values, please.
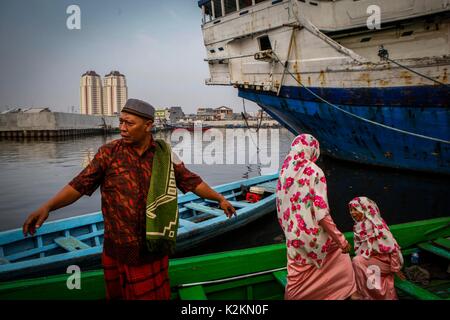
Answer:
[417, 242, 450, 260]
[395, 277, 442, 300]
[273, 270, 287, 287]
[433, 237, 450, 250]
[0, 216, 449, 300]
[203, 274, 275, 294]
[178, 285, 207, 300]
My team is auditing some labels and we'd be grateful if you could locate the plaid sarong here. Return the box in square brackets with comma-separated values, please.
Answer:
[102, 252, 171, 300]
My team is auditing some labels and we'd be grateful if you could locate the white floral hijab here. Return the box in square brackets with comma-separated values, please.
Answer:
[349, 197, 402, 260]
[276, 134, 333, 268]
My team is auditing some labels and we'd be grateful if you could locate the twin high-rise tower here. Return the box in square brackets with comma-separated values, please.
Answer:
[80, 70, 128, 116]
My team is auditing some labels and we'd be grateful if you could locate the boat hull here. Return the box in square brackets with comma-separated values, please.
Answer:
[0, 174, 278, 281]
[0, 216, 448, 300]
[239, 86, 450, 174]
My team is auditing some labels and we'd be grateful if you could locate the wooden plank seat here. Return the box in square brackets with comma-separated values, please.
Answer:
[253, 181, 278, 193]
[205, 199, 251, 208]
[54, 236, 91, 252]
[178, 219, 198, 231]
[183, 203, 225, 217]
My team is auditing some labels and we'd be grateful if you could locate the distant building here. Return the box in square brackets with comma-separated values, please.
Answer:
[197, 107, 216, 121]
[215, 106, 233, 120]
[155, 109, 169, 126]
[103, 71, 128, 116]
[80, 71, 103, 115]
[154, 107, 185, 125]
[168, 106, 185, 123]
[244, 111, 272, 120]
[182, 114, 196, 123]
[256, 110, 272, 120]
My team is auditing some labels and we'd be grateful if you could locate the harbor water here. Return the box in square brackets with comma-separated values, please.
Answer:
[0, 128, 448, 258]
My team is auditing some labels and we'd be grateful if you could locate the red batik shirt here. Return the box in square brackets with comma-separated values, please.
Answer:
[69, 138, 203, 265]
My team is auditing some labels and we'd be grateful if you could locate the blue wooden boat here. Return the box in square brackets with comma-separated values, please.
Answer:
[0, 174, 278, 281]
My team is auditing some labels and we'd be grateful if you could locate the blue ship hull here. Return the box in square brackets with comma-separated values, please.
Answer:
[239, 85, 450, 174]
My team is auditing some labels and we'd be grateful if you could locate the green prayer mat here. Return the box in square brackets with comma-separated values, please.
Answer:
[145, 139, 179, 255]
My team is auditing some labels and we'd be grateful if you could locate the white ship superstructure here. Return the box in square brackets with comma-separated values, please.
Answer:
[199, 0, 449, 90]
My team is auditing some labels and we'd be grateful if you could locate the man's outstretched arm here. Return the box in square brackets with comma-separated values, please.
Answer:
[193, 182, 236, 218]
[23, 185, 82, 236]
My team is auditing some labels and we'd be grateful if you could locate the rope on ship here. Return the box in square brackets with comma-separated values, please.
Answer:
[270, 51, 450, 145]
[241, 99, 262, 153]
[287, 0, 448, 87]
[378, 46, 449, 87]
[241, 98, 263, 133]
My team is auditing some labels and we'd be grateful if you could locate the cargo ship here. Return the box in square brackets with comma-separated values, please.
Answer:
[197, 0, 450, 174]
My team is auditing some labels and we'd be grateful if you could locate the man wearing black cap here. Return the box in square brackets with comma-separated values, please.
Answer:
[22, 98, 236, 300]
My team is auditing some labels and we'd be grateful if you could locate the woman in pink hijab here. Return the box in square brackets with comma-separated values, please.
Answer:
[349, 196, 405, 300]
[276, 134, 357, 300]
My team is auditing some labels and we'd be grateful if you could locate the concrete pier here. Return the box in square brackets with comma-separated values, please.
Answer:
[0, 112, 119, 138]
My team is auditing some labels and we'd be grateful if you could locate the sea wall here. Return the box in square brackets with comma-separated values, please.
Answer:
[0, 112, 119, 137]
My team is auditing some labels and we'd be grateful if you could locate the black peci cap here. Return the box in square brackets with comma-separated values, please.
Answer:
[121, 98, 155, 120]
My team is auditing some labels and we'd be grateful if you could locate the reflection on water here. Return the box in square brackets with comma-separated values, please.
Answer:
[320, 156, 450, 230]
[0, 129, 448, 257]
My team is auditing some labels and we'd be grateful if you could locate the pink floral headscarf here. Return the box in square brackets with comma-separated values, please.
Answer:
[349, 197, 402, 260]
[276, 134, 332, 268]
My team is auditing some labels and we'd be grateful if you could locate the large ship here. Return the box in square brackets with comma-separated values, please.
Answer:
[196, 0, 450, 174]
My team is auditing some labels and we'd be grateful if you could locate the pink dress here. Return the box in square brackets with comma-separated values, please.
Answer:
[352, 251, 403, 300]
[277, 134, 356, 300]
[285, 215, 357, 300]
[348, 196, 404, 300]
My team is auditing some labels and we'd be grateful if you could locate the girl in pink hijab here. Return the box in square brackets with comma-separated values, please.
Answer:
[349, 196, 405, 300]
[276, 134, 357, 300]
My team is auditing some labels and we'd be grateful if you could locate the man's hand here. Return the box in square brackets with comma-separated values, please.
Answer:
[23, 207, 49, 236]
[22, 185, 82, 237]
[192, 182, 237, 218]
[219, 198, 236, 218]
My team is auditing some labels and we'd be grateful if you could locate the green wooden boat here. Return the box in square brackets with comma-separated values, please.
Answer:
[0, 217, 448, 300]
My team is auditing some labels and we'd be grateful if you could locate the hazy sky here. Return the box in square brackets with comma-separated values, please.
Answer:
[0, 0, 259, 113]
